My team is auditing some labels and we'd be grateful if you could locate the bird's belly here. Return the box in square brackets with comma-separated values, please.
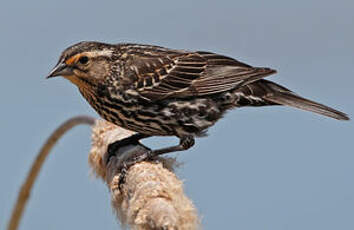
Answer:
[84, 88, 223, 137]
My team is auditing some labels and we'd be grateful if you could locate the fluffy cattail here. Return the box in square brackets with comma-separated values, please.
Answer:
[89, 120, 200, 230]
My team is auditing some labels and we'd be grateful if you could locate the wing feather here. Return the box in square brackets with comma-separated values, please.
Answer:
[120, 45, 276, 100]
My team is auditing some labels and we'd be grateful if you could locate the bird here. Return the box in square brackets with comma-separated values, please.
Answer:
[47, 41, 349, 160]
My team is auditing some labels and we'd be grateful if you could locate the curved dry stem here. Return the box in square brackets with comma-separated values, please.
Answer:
[7, 115, 96, 230]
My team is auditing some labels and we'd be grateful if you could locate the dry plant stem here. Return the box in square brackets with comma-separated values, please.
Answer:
[89, 120, 200, 230]
[7, 115, 96, 230]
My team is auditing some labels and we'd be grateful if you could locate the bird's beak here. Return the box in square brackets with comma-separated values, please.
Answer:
[46, 62, 74, 79]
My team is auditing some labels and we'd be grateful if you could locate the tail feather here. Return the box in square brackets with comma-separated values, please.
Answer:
[265, 92, 349, 120]
[234, 79, 349, 120]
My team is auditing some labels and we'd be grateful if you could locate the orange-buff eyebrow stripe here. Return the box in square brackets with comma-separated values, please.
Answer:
[65, 54, 82, 65]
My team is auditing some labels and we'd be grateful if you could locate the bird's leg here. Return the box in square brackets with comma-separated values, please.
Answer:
[106, 135, 195, 189]
[106, 133, 150, 190]
[108, 135, 195, 167]
[145, 135, 195, 159]
[106, 133, 149, 165]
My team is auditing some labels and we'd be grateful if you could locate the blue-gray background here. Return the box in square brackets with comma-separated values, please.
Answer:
[1, 1, 353, 229]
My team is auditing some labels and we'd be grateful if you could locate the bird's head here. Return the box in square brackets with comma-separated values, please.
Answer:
[47, 41, 115, 89]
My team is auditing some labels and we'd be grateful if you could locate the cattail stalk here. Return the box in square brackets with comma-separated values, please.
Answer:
[8, 117, 199, 230]
[7, 116, 95, 230]
[89, 120, 200, 230]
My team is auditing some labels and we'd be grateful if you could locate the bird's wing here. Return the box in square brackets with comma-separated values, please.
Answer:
[122, 46, 276, 101]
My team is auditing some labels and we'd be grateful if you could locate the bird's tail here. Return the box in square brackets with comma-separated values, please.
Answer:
[231, 79, 349, 120]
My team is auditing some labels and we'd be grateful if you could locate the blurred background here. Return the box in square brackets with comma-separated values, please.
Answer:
[1, 0, 353, 229]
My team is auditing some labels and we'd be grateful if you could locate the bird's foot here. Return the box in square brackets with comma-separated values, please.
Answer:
[107, 135, 195, 190]
[143, 135, 195, 159]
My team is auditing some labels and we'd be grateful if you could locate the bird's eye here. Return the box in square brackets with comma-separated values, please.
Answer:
[78, 56, 89, 65]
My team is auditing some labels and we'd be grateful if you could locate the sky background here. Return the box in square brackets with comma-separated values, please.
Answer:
[1, 0, 353, 229]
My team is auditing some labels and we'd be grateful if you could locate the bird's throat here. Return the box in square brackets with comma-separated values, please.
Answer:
[64, 75, 95, 90]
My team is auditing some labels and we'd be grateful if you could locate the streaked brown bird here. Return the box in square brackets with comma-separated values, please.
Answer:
[47, 41, 349, 160]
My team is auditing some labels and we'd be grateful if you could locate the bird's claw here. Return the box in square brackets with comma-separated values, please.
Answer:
[180, 136, 195, 150]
